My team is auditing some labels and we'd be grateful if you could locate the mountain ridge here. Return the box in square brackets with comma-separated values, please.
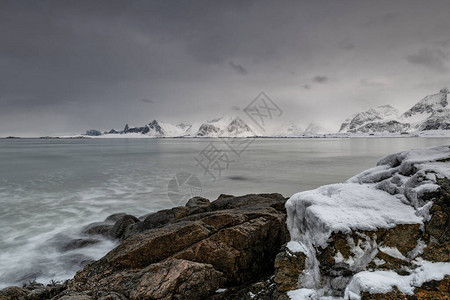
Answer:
[339, 88, 449, 133]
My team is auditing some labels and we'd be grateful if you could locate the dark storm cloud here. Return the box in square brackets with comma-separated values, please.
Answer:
[406, 48, 448, 72]
[228, 62, 248, 75]
[141, 98, 155, 104]
[312, 76, 330, 83]
[1, 0, 450, 135]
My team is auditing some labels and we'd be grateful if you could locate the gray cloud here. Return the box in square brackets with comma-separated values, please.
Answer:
[141, 98, 155, 104]
[360, 79, 385, 87]
[362, 12, 399, 27]
[228, 61, 248, 75]
[1, 0, 450, 135]
[312, 76, 330, 83]
[406, 48, 448, 72]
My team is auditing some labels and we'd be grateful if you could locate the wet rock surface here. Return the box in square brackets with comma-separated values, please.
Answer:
[1, 193, 289, 299]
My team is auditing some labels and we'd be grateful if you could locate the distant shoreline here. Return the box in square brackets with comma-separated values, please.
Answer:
[2, 130, 450, 140]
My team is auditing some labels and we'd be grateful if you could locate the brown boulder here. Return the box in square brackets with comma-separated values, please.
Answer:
[69, 201, 288, 297]
[422, 240, 450, 262]
[274, 246, 307, 292]
[209, 193, 286, 211]
[185, 196, 211, 214]
[130, 259, 223, 300]
[108, 214, 140, 239]
[124, 207, 190, 239]
[0, 286, 27, 299]
[172, 208, 287, 284]
[382, 224, 422, 257]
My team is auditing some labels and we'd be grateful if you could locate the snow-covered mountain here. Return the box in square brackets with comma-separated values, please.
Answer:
[303, 121, 332, 135]
[86, 117, 338, 138]
[271, 124, 304, 137]
[339, 105, 400, 132]
[88, 116, 258, 137]
[339, 88, 450, 133]
[118, 120, 191, 137]
[195, 116, 257, 137]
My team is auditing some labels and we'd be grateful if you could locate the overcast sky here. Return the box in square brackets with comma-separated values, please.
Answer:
[1, 0, 449, 136]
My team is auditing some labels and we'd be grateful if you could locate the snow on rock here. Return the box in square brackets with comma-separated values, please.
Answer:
[345, 260, 450, 299]
[287, 241, 309, 255]
[286, 183, 422, 249]
[283, 145, 450, 299]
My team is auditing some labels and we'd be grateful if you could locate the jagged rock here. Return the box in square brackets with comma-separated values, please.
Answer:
[170, 208, 287, 284]
[59, 238, 101, 252]
[208, 193, 286, 211]
[124, 207, 190, 239]
[57, 196, 288, 299]
[0, 286, 27, 299]
[108, 214, 139, 239]
[209, 274, 279, 300]
[185, 196, 211, 214]
[0, 281, 67, 300]
[105, 213, 128, 223]
[274, 245, 307, 292]
[130, 259, 223, 300]
[82, 222, 112, 237]
[83, 213, 127, 237]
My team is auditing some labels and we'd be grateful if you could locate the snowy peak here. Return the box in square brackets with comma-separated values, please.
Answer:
[118, 120, 191, 137]
[303, 121, 331, 135]
[146, 120, 191, 137]
[197, 123, 221, 137]
[226, 117, 253, 136]
[339, 88, 450, 133]
[339, 105, 400, 132]
[147, 120, 164, 135]
[97, 116, 258, 137]
[401, 89, 448, 122]
[196, 116, 257, 137]
[374, 104, 401, 119]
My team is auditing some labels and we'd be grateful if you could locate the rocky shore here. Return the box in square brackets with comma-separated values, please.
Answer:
[1, 146, 449, 299]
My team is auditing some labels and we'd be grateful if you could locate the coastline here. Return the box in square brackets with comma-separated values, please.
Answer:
[2, 129, 450, 139]
[1, 145, 449, 299]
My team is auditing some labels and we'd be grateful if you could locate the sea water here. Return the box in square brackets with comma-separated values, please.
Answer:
[0, 137, 448, 288]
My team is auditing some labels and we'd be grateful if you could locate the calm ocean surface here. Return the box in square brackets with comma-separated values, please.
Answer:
[0, 137, 449, 288]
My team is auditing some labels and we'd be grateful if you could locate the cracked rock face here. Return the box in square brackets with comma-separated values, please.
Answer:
[4, 193, 287, 299]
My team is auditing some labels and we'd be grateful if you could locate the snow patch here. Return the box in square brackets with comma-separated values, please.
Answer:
[378, 246, 407, 261]
[287, 241, 308, 254]
[345, 260, 450, 299]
